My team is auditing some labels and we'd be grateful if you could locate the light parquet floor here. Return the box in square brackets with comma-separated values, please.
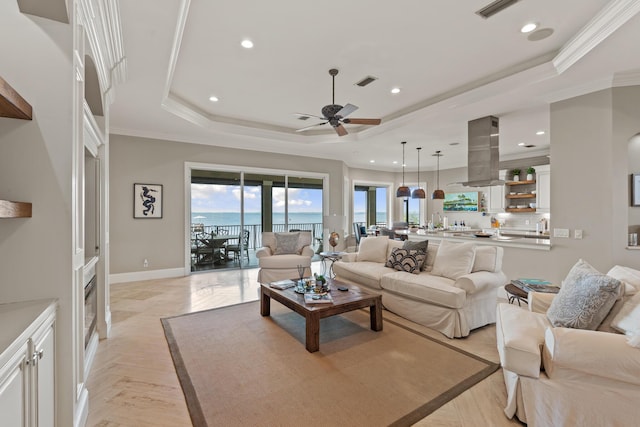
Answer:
[86, 264, 523, 427]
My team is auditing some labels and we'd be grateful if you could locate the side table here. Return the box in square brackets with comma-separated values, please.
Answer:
[504, 283, 528, 306]
[318, 251, 345, 278]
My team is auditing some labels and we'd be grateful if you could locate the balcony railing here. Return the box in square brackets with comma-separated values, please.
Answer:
[191, 222, 324, 250]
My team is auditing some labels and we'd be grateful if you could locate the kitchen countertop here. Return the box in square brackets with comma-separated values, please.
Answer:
[395, 229, 551, 250]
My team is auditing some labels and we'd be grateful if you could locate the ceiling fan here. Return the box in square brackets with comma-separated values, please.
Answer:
[295, 69, 382, 137]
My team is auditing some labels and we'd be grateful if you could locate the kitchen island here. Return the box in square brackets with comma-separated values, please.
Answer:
[396, 229, 551, 251]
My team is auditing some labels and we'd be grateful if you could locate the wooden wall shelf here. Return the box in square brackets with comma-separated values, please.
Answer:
[506, 194, 535, 199]
[0, 200, 32, 218]
[505, 180, 535, 186]
[0, 75, 33, 120]
[505, 207, 536, 213]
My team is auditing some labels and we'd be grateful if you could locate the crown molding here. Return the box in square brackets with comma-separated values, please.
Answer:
[553, 0, 640, 74]
[613, 70, 640, 87]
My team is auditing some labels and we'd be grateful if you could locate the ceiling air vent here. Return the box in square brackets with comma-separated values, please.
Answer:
[355, 76, 377, 87]
[476, 0, 521, 19]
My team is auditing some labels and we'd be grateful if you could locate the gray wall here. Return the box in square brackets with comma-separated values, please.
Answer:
[109, 134, 346, 273]
[0, 5, 75, 425]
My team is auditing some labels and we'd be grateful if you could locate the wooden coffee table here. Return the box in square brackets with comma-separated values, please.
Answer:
[260, 279, 383, 352]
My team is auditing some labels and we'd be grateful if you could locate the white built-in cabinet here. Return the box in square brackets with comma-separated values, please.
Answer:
[535, 164, 551, 213]
[486, 170, 507, 213]
[0, 300, 56, 427]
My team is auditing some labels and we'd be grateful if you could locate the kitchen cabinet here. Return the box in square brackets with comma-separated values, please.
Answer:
[0, 300, 56, 427]
[487, 170, 507, 213]
[535, 164, 551, 213]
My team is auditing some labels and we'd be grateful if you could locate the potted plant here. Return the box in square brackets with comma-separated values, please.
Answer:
[511, 168, 521, 182]
[526, 167, 535, 181]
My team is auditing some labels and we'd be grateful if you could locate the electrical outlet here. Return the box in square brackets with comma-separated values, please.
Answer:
[554, 228, 570, 238]
[574, 229, 583, 239]
[143, 259, 148, 268]
[525, 220, 530, 225]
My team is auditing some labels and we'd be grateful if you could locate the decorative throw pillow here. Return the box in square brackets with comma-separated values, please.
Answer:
[611, 292, 640, 335]
[274, 232, 299, 255]
[357, 236, 389, 263]
[431, 240, 476, 280]
[403, 240, 428, 270]
[384, 248, 426, 274]
[547, 259, 621, 330]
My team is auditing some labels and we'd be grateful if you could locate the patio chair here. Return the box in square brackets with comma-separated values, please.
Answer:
[227, 229, 250, 263]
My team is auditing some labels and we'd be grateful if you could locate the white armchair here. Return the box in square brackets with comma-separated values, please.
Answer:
[496, 266, 640, 426]
[256, 231, 314, 283]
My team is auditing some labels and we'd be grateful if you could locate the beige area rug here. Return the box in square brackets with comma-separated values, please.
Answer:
[162, 301, 498, 427]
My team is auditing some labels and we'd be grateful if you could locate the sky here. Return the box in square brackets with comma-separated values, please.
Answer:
[191, 184, 322, 213]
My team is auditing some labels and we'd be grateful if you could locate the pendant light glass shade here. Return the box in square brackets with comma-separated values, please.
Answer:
[432, 150, 445, 200]
[396, 141, 411, 197]
[411, 147, 426, 199]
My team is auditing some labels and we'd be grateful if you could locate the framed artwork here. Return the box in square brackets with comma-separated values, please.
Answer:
[134, 183, 163, 218]
[632, 174, 640, 207]
[443, 192, 480, 212]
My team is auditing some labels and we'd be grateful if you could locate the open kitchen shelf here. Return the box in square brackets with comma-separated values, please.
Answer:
[0, 200, 32, 218]
[505, 180, 535, 186]
[505, 207, 536, 213]
[0, 75, 32, 120]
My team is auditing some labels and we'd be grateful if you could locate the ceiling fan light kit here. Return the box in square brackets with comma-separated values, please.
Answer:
[396, 141, 411, 198]
[295, 69, 382, 137]
[411, 147, 426, 199]
[432, 150, 445, 200]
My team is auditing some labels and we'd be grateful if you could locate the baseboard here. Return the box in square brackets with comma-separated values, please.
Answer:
[109, 267, 185, 284]
[74, 386, 89, 427]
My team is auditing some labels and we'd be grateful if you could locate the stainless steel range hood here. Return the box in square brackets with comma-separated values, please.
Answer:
[462, 115, 504, 187]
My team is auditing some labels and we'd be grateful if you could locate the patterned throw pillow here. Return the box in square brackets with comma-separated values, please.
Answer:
[384, 248, 426, 274]
[547, 259, 621, 330]
[274, 232, 300, 255]
[403, 240, 428, 270]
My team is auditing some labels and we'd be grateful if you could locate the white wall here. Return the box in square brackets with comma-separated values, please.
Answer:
[0, 3, 75, 426]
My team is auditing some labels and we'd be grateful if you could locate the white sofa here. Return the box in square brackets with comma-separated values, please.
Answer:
[332, 236, 507, 338]
[496, 264, 640, 426]
[256, 231, 313, 283]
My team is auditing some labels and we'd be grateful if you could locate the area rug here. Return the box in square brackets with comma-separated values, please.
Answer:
[161, 301, 498, 427]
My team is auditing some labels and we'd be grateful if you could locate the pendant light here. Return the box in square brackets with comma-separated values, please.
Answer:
[432, 150, 445, 200]
[411, 147, 426, 199]
[396, 141, 411, 197]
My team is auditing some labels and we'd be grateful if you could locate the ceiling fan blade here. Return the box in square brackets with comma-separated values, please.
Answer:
[336, 103, 358, 118]
[344, 118, 382, 125]
[293, 112, 326, 120]
[296, 122, 328, 132]
[334, 124, 348, 137]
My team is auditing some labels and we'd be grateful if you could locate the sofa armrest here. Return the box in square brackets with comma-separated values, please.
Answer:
[339, 253, 358, 263]
[300, 246, 314, 257]
[528, 292, 556, 314]
[255, 247, 272, 258]
[496, 303, 551, 378]
[455, 270, 507, 294]
[543, 327, 640, 386]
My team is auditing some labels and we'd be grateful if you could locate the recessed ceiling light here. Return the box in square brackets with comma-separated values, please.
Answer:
[241, 39, 254, 49]
[518, 142, 526, 146]
[369, 160, 375, 163]
[209, 95, 219, 102]
[393, 160, 398, 164]
[391, 87, 401, 94]
[536, 130, 545, 135]
[521, 22, 537, 33]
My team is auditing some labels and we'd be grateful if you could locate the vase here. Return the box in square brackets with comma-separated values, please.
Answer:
[513, 175, 520, 182]
[527, 173, 533, 181]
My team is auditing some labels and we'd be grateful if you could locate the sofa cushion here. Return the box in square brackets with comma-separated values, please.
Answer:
[357, 236, 389, 263]
[599, 266, 640, 332]
[547, 259, 621, 330]
[402, 240, 428, 270]
[423, 243, 439, 272]
[274, 232, 300, 255]
[332, 261, 392, 290]
[431, 240, 476, 280]
[496, 303, 551, 378]
[258, 253, 311, 268]
[384, 248, 426, 274]
[472, 246, 503, 273]
[380, 271, 464, 309]
[607, 265, 640, 295]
